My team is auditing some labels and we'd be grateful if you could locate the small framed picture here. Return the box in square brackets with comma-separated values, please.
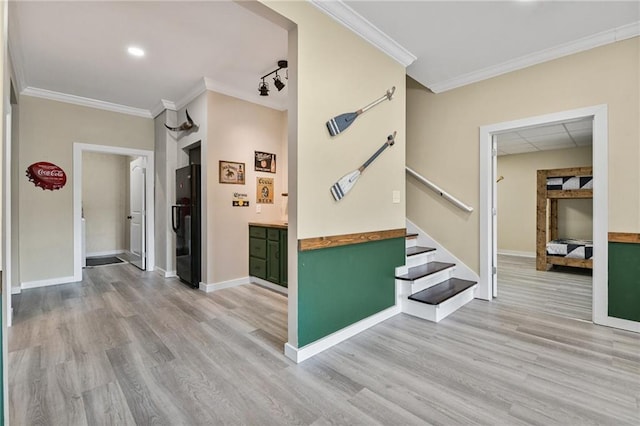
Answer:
[219, 161, 245, 184]
[255, 151, 276, 173]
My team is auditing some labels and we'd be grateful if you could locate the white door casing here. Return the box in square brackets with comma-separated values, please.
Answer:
[491, 135, 498, 298]
[129, 157, 146, 270]
[479, 105, 640, 333]
[73, 143, 155, 281]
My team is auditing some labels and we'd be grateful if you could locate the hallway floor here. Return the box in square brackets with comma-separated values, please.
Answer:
[8, 263, 640, 425]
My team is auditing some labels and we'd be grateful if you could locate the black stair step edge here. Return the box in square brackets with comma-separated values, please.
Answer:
[408, 278, 477, 306]
[406, 246, 436, 257]
[405, 233, 418, 239]
[395, 261, 455, 281]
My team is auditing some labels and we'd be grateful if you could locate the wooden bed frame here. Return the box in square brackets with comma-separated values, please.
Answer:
[536, 166, 593, 271]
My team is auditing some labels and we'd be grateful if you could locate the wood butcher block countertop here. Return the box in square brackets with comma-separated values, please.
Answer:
[249, 221, 288, 230]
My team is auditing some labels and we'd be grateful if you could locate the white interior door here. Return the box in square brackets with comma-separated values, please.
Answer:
[129, 157, 146, 270]
[492, 135, 498, 298]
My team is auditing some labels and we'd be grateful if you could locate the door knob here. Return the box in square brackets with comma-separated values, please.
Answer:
[127, 215, 133, 219]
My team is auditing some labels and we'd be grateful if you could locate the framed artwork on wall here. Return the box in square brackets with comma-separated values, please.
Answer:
[255, 151, 276, 173]
[219, 161, 245, 184]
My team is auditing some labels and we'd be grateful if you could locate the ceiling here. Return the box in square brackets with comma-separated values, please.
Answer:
[496, 117, 592, 156]
[8, 1, 289, 116]
[342, 1, 640, 93]
[8, 1, 639, 118]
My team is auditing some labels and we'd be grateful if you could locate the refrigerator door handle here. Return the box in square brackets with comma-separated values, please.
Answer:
[171, 205, 180, 233]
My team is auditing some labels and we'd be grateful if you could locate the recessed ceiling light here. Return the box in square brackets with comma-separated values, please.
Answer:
[127, 46, 145, 57]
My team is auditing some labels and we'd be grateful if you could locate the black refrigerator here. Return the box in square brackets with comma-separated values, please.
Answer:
[172, 164, 201, 288]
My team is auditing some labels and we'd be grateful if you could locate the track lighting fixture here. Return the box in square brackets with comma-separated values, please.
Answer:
[258, 79, 269, 96]
[273, 73, 285, 91]
[258, 60, 288, 96]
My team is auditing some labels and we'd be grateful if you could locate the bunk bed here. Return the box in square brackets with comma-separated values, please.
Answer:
[536, 166, 593, 271]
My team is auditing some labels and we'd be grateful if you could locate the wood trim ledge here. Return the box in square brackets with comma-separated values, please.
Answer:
[299, 228, 406, 251]
[608, 232, 640, 244]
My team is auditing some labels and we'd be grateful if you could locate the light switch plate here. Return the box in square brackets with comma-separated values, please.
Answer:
[392, 190, 401, 204]
[256, 204, 262, 213]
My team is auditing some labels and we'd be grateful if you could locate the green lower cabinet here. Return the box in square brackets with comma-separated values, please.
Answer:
[280, 230, 288, 286]
[267, 240, 280, 283]
[249, 225, 287, 287]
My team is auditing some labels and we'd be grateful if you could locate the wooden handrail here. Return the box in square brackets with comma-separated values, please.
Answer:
[406, 166, 473, 213]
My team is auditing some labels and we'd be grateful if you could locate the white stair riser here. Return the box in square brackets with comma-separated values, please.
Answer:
[405, 251, 436, 268]
[403, 285, 477, 323]
[410, 267, 454, 294]
[395, 265, 409, 276]
[405, 238, 418, 249]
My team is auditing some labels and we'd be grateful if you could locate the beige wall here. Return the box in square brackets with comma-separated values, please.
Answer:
[155, 90, 288, 284]
[497, 147, 593, 254]
[18, 95, 153, 283]
[82, 152, 129, 255]
[407, 37, 639, 273]
[206, 91, 287, 283]
[263, 1, 407, 240]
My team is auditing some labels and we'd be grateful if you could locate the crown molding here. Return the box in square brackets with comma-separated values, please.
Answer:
[309, 0, 416, 68]
[151, 99, 176, 118]
[21, 87, 152, 118]
[428, 20, 640, 94]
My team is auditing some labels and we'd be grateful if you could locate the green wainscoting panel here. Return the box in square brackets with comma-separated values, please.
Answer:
[298, 237, 405, 347]
[1, 293, 3, 426]
[608, 242, 640, 322]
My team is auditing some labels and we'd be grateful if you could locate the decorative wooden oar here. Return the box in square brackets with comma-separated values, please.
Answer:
[326, 86, 396, 137]
[330, 132, 397, 201]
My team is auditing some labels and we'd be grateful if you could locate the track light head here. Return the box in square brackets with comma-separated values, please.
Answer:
[258, 79, 269, 96]
[273, 73, 285, 91]
[258, 59, 288, 96]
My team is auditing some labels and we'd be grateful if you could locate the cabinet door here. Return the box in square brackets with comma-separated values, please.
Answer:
[267, 239, 280, 283]
[280, 230, 288, 287]
[249, 237, 267, 259]
[249, 257, 267, 280]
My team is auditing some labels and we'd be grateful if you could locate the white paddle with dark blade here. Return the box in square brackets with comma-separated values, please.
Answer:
[326, 87, 396, 137]
[330, 131, 397, 201]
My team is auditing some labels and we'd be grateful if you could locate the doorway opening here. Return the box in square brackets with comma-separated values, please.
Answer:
[479, 105, 608, 326]
[73, 143, 155, 281]
[494, 118, 593, 321]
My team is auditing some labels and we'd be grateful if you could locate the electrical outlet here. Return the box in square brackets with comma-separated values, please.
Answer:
[256, 204, 262, 213]
[392, 190, 401, 204]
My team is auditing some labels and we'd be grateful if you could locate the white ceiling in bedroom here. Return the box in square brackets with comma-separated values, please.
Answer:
[496, 117, 593, 156]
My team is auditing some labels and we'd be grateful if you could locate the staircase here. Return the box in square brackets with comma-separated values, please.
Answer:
[395, 233, 477, 322]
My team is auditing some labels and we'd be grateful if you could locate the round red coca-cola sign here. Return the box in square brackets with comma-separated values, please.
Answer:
[26, 162, 67, 191]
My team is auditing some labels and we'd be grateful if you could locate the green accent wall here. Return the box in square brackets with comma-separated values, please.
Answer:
[298, 237, 405, 347]
[1, 296, 3, 426]
[608, 242, 640, 322]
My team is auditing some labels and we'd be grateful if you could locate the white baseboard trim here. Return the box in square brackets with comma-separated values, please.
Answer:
[284, 305, 400, 363]
[497, 250, 536, 258]
[86, 249, 125, 257]
[199, 276, 250, 293]
[155, 267, 177, 278]
[597, 315, 640, 333]
[11, 286, 21, 295]
[21, 275, 76, 290]
[250, 276, 288, 295]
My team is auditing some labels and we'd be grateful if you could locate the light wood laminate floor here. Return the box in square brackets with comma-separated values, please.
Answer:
[9, 263, 640, 425]
[497, 254, 593, 321]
